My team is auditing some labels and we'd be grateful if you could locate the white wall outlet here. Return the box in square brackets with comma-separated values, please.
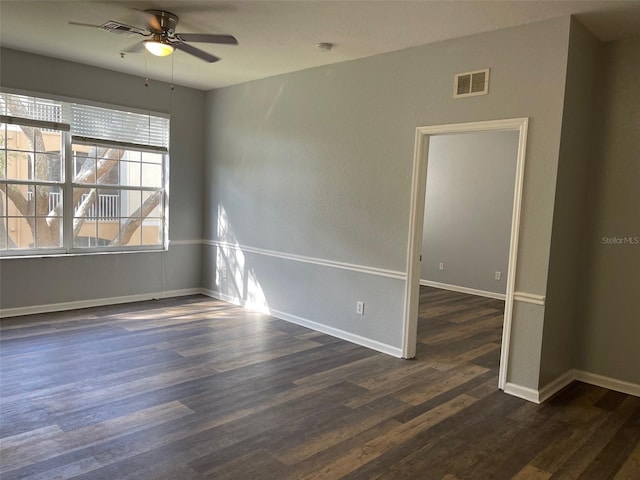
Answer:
[356, 301, 365, 315]
[495, 271, 501, 280]
[222, 268, 227, 279]
[439, 262, 444, 271]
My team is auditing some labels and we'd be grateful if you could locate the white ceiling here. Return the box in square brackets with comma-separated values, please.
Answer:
[1, 0, 639, 91]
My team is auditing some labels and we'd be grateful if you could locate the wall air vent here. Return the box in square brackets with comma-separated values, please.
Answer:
[454, 68, 490, 98]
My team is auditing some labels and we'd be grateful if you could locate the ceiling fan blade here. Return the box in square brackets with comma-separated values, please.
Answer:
[68, 21, 102, 29]
[175, 33, 238, 45]
[172, 42, 220, 63]
[122, 41, 145, 54]
[100, 21, 148, 36]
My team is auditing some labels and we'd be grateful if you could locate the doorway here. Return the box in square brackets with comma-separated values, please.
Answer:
[402, 118, 529, 390]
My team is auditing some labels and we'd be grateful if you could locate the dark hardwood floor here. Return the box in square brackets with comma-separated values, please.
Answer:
[1, 287, 638, 479]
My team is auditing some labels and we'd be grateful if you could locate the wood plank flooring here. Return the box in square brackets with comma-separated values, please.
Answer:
[1, 287, 638, 479]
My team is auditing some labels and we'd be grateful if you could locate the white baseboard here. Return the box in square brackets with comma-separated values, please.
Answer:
[574, 370, 640, 397]
[504, 382, 541, 403]
[202, 289, 403, 358]
[538, 370, 575, 403]
[0, 288, 203, 318]
[420, 280, 506, 301]
[505, 369, 640, 404]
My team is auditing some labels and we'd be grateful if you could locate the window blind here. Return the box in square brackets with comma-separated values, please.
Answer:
[71, 103, 169, 149]
[1, 92, 169, 148]
[0, 92, 65, 124]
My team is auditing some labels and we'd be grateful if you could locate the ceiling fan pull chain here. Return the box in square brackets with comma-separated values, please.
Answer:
[143, 49, 152, 146]
[169, 54, 175, 120]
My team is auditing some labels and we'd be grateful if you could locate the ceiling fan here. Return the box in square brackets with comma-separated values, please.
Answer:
[70, 9, 238, 63]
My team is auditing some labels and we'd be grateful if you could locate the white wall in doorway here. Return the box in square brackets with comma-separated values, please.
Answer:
[421, 131, 519, 297]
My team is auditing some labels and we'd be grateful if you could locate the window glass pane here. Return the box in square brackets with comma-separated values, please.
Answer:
[97, 188, 119, 220]
[142, 191, 162, 217]
[7, 216, 33, 249]
[123, 190, 142, 216]
[119, 161, 140, 187]
[98, 221, 118, 245]
[35, 185, 62, 216]
[141, 218, 162, 245]
[35, 153, 62, 181]
[73, 187, 96, 217]
[74, 155, 96, 182]
[5, 127, 31, 152]
[141, 163, 162, 188]
[96, 148, 123, 179]
[74, 218, 98, 247]
[122, 221, 142, 246]
[39, 130, 62, 154]
[97, 162, 120, 185]
[0, 123, 6, 180]
[141, 151, 163, 164]
[122, 150, 142, 163]
[0, 219, 7, 250]
[0, 189, 6, 250]
[5, 183, 34, 216]
[0, 188, 6, 216]
[6, 151, 31, 180]
[34, 216, 63, 248]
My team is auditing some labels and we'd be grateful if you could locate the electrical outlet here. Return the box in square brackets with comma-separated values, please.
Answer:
[356, 301, 365, 315]
[495, 271, 501, 281]
[222, 268, 227, 279]
[439, 262, 444, 271]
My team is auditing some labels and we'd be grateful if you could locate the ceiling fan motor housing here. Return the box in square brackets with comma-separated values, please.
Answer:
[146, 10, 179, 35]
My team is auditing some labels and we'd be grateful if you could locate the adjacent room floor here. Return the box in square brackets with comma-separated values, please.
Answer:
[1, 287, 638, 479]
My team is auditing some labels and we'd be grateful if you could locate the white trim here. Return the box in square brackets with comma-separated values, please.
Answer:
[538, 370, 575, 403]
[401, 129, 429, 359]
[505, 370, 640, 404]
[201, 289, 403, 358]
[575, 370, 640, 398]
[420, 280, 506, 301]
[504, 382, 541, 403]
[204, 240, 405, 281]
[403, 118, 529, 389]
[169, 239, 203, 246]
[0, 288, 202, 318]
[513, 291, 546, 306]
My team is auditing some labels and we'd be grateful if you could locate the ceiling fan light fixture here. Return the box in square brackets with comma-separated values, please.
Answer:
[144, 40, 175, 57]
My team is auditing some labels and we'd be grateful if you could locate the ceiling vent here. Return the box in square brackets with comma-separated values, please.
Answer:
[454, 68, 490, 98]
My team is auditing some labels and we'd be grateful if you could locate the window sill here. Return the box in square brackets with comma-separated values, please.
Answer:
[0, 248, 168, 260]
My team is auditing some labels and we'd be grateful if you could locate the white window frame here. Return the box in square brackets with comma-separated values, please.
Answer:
[0, 92, 169, 257]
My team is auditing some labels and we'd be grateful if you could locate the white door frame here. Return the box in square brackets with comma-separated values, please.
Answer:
[401, 118, 529, 390]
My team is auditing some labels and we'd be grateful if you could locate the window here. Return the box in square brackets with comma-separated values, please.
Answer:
[0, 92, 169, 256]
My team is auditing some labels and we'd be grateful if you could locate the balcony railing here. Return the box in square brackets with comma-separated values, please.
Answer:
[79, 193, 119, 220]
[43, 191, 120, 220]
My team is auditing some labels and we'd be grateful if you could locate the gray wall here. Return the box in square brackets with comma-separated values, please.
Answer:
[540, 20, 601, 388]
[204, 17, 572, 387]
[421, 131, 518, 294]
[0, 48, 205, 309]
[576, 36, 640, 384]
[3, 17, 634, 394]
